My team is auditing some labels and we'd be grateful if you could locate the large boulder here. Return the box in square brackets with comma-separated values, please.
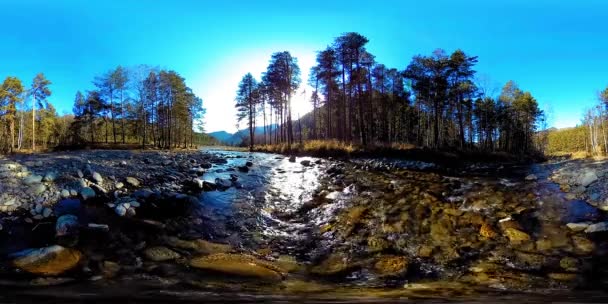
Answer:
[12, 245, 82, 276]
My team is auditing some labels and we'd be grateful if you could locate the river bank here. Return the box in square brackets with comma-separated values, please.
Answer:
[0, 149, 607, 302]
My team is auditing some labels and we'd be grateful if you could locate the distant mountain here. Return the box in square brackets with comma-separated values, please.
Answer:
[208, 125, 278, 146]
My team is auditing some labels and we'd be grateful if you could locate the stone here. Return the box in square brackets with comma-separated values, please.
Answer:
[55, 214, 79, 237]
[42, 207, 52, 218]
[584, 222, 608, 233]
[115, 182, 124, 189]
[115, 205, 127, 217]
[245, 161, 253, 167]
[237, 166, 249, 173]
[300, 160, 311, 167]
[190, 253, 283, 281]
[579, 171, 598, 187]
[125, 177, 140, 187]
[373, 255, 409, 277]
[87, 223, 110, 232]
[143, 246, 180, 262]
[91, 172, 103, 184]
[133, 189, 154, 199]
[28, 184, 47, 196]
[571, 236, 596, 254]
[166, 237, 232, 254]
[80, 187, 96, 200]
[126, 207, 136, 217]
[101, 261, 121, 278]
[325, 191, 340, 200]
[54, 199, 81, 216]
[24, 175, 43, 185]
[12, 245, 82, 276]
[504, 228, 531, 244]
[524, 174, 537, 181]
[60, 189, 70, 198]
[479, 222, 498, 239]
[215, 178, 232, 190]
[119, 161, 127, 167]
[288, 155, 296, 162]
[563, 200, 602, 223]
[567, 222, 591, 232]
[43, 172, 57, 182]
[560, 257, 579, 272]
[70, 189, 78, 197]
[310, 253, 352, 276]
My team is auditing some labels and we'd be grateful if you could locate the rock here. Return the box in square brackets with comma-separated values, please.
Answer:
[584, 222, 608, 233]
[60, 189, 70, 198]
[133, 189, 154, 199]
[567, 222, 591, 232]
[572, 236, 596, 254]
[215, 178, 232, 190]
[245, 161, 253, 167]
[237, 166, 249, 173]
[126, 207, 136, 217]
[300, 160, 311, 167]
[504, 228, 531, 244]
[548, 273, 578, 281]
[12, 245, 82, 276]
[119, 161, 127, 167]
[125, 177, 140, 187]
[560, 257, 579, 272]
[28, 184, 47, 196]
[115, 182, 124, 189]
[578, 171, 598, 187]
[310, 253, 353, 276]
[42, 207, 52, 218]
[76, 170, 83, 178]
[24, 175, 43, 185]
[87, 223, 110, 232]
[143, 246, 180, 262]
[524, 174, 537, 181]
[373, 255, 408, 277]
[288, 155, 296, 162]
[165, 237, 232, 254]
[563, 200, 602, 223]
[43, 172, 57, 182]
[163, 160, 173, 166]
[80, 187, 96, 200]
[91, 172, 103, 184]
[479, 222, 498, 239]
[101, 261, 121, 278]
[115, 205, 127, 217]
[325, 191, 340, 200]
[190, 253, 283, 281]
[70, 189, 78, 197]
[55, 215, 79, 237]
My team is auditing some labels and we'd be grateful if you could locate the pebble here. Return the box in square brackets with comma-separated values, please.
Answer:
[42, 208, 52, 218]
[91, 172, 103, 184]
[60, 189, 70, 198]
[80, 187, 96, 200]
[115, 182, 124, 189]
[125, 177, 140, 187]
[115, 205, 127, 217]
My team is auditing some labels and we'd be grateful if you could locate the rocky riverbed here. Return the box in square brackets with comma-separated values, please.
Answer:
[0, 149, 608, 302]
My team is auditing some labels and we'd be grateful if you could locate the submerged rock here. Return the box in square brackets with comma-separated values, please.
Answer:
[190, 253, 283, 280]
[143, 246, 181, 262]
[80, 187, 96, 200]
[12, 245, 82, 276]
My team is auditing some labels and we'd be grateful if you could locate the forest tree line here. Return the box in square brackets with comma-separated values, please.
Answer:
[545, 87, 608, 155]
[235, 32, 544, 154]
[0, 66, 209, 154]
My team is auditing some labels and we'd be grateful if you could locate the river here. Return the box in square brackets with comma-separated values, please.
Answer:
[1, 149, 607, 303]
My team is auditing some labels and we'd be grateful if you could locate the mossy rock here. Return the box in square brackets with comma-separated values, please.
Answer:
[190, 253, 283, 281]
[13, 245, 82, 276]
[373, 255, 408, 277]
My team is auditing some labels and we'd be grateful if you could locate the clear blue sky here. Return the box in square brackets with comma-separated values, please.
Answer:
[1, 0, 607, 132]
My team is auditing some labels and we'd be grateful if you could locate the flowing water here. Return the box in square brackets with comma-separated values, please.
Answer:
[1, 149, 608, 303]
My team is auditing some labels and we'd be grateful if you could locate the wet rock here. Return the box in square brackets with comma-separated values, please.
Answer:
[578, 171, 598, 187]
[125, 177, 140, 187]
[55, 215, 79, 237]
[503, 228, 531, 244]
[115, 205, 127, 217]
[288, 155, 296, 162]
[165, 237, 232, 254]
[42, 207, 52, 218]
[190, 253, 283, 281]
[215, 178, 232, 190]
[237, 165, 249, 173]
[28, 184, 47, 196]
[80, 187, 96, 200]
[60, 189, 70, 198]
[584, 222, 608, 233]
[245, 161, 253, 167]
[571, 236, 596, 254]
[567, 222, 591, 232]
[310, 253, 353, 276]
[143, 246, 180, 262]
[91, 172, 103, 184]
[325, 191, 340, 200]
[76, 169, 83, 178]
[115, 182, 124, 189]
[560, 257, 579, 272]
[101, 261, 121, 278]
[43, 172, 57, 182]
[373, 255, 408, 277]
[300, 160, 311, 167]
[54, 199, 81, 216]
[479, 222, 498, 239]
[12, 245, 82, 276]
[24, 175, 43, 185]
[524, 174, 537, 181]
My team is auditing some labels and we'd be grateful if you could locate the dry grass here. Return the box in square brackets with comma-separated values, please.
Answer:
[546, 151, 594, 160]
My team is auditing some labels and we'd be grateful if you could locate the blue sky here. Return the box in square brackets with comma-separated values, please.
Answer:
[1, 0, 607, 132]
